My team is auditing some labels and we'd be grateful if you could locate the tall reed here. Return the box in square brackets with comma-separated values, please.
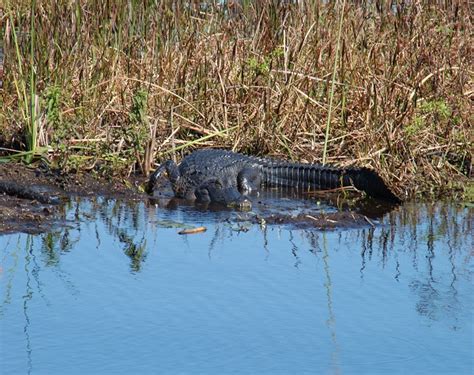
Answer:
[322, 0, 346, 166]
[27, 0, 37, 156]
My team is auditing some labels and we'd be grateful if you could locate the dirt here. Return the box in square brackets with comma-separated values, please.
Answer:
[0, 162, 146, 234]
[0, 162, 397, 234]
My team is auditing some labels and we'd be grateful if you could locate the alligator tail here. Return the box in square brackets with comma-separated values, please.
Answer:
[261, 164, 400, 203]
[342, 167, 401, 203]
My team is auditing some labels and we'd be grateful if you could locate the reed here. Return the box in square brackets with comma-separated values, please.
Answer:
[322, 0, 345, 166]
[27, 0, 37, 157]
[1, 1, 472, 199]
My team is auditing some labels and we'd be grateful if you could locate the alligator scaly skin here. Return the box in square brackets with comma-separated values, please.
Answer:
[148, 149, 401, 205]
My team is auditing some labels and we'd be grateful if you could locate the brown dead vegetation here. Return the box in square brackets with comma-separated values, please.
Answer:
[1, 1, 472, 199]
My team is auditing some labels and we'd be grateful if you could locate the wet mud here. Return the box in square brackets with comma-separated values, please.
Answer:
[0, 163, 145, 234]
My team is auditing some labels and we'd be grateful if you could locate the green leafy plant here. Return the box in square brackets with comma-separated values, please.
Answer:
[126, 89, 150, 173]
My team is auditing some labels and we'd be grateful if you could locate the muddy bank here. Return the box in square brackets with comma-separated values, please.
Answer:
[0, 163, 145, 234]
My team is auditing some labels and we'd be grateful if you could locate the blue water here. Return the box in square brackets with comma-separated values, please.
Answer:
[1, 199, 472, 375]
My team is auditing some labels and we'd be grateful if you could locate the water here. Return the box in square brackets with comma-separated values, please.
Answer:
[1, 199, 472, 375]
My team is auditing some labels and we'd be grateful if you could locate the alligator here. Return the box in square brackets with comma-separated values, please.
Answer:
[146, 149, 401, 209]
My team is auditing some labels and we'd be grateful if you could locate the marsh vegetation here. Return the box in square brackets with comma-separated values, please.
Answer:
[1, 1, 472, 199]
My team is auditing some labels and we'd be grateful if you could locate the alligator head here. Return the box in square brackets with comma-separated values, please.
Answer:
[146, 160, 180, 195]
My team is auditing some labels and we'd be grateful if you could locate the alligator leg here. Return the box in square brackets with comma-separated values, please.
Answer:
[237, 167, 262, 194]
[195, 178, 252, 210]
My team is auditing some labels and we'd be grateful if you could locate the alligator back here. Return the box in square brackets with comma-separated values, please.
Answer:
[169, 149, 400, 203]
[178, 149, 254, 180]
[172, 149, 254, 198]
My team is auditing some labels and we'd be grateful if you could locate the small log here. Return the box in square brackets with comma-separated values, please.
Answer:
[0, 181, 62, 204]
[178, 226, 207, 235]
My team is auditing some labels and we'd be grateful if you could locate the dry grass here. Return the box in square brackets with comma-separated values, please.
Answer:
[0, 1, 472, 199]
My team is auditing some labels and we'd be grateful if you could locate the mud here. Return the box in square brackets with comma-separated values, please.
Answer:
[0, 162, 145, 234]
